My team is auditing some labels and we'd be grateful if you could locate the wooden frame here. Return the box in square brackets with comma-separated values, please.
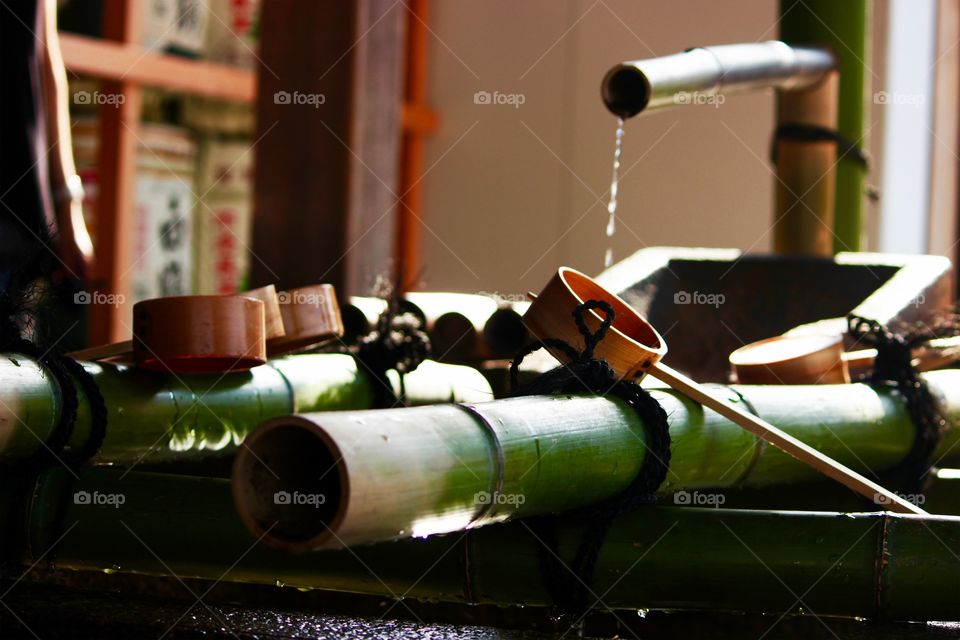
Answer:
[61, 0, 436, 342]
[59, 34, 256, 102]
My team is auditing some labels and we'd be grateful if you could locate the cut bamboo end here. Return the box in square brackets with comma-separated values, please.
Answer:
[484, 303, 530, 357]
[132, 295, 267, 373]
[232, 416, 348, 553]
[431, 312, 480, 360]
[341, 297, 384, 341]
[267, 284, 344, 355]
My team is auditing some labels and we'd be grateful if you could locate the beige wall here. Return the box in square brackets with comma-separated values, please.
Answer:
[415, 0, 882, 295]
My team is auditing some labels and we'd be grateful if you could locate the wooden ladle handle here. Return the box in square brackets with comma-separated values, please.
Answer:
[649, 362, 926, 515]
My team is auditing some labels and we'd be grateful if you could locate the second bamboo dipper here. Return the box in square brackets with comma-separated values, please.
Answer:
[523, 267, 926, 515]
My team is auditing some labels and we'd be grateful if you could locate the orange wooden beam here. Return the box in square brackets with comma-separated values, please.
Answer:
[60, 33, 256, 103]
[87, 0, 141, 343]
[397, 0, 432, 291]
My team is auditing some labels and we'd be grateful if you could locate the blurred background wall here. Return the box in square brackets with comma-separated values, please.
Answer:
[416, 0, 892, 296]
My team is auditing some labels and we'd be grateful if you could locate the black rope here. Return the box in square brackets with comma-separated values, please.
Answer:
[352, 300, 431, 408]
[509, 300, 671, 619]
[0, 259, 107, 471]
[0, 331, 107, 471]
[771, 123, 869, 170]
[59, 355, 108, 465]
[0, 247, 108, 570]
[847, 314, 957, 494]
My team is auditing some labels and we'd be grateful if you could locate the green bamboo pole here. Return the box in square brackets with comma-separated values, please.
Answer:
[232, 396, 648, 550]
[18, 467, 960, 620]
[0, 353, 492, 465]
[232, 371, 960, 550]
[780, 0, 869, 251]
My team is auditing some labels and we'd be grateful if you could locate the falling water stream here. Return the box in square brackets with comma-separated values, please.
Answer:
[604, 117, 625, 269]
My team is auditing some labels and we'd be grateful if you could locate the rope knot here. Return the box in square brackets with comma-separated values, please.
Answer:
[572, 299, 614, 362]
[349, 304, 431, 408]
[510, 300, 617, 390]
[846, 313, 957, 494]
[847, 315, 915, 384]
[359, 309, 430, 376]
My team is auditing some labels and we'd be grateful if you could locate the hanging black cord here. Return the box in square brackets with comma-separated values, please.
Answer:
[509, 300, 671, 618]
[59, 355, 108, 466]
[0, 322, 107, 471]
[771, 123, 869, 170]
[847, 314, 957, 494]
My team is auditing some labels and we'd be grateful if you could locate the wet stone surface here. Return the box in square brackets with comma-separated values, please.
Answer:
[2, 579, 960, 639]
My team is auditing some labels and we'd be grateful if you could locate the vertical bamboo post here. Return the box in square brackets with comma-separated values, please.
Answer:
[773, 71, 839, 255]
[779, 0, 870, 252]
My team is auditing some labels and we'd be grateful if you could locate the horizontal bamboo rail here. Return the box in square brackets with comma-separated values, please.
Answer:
[232, 370, 960, 549]
[233, 396, 648, 550]
[16, 467, 960, 620]
[0, 353, 492, 465]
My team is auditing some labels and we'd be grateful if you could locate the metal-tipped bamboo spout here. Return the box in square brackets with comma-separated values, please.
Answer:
[602, 41, 835, 118]
[602, 40, 840, 257]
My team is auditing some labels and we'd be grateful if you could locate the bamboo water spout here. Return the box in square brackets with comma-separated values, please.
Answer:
[602, 41, 840, 256]
[601, 41, 834, 118]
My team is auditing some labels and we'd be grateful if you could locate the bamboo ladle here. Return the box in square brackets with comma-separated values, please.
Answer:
[730, 333, 960, 385]
[523, 267, 926, 515]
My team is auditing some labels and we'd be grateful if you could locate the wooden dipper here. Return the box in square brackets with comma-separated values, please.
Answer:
[132, 295, 267, 373]
[267, 284, 343, 355]
[523, 267, 925, 515]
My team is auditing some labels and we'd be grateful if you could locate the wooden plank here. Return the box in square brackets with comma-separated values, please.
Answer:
[250, 0, 406, 295]
[88, 0, 140, 343]
[59, 33, 256, 102]
[396, 0, 431, 290]
[929, 0, 959, 264]
[344, 0, 407, 294]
